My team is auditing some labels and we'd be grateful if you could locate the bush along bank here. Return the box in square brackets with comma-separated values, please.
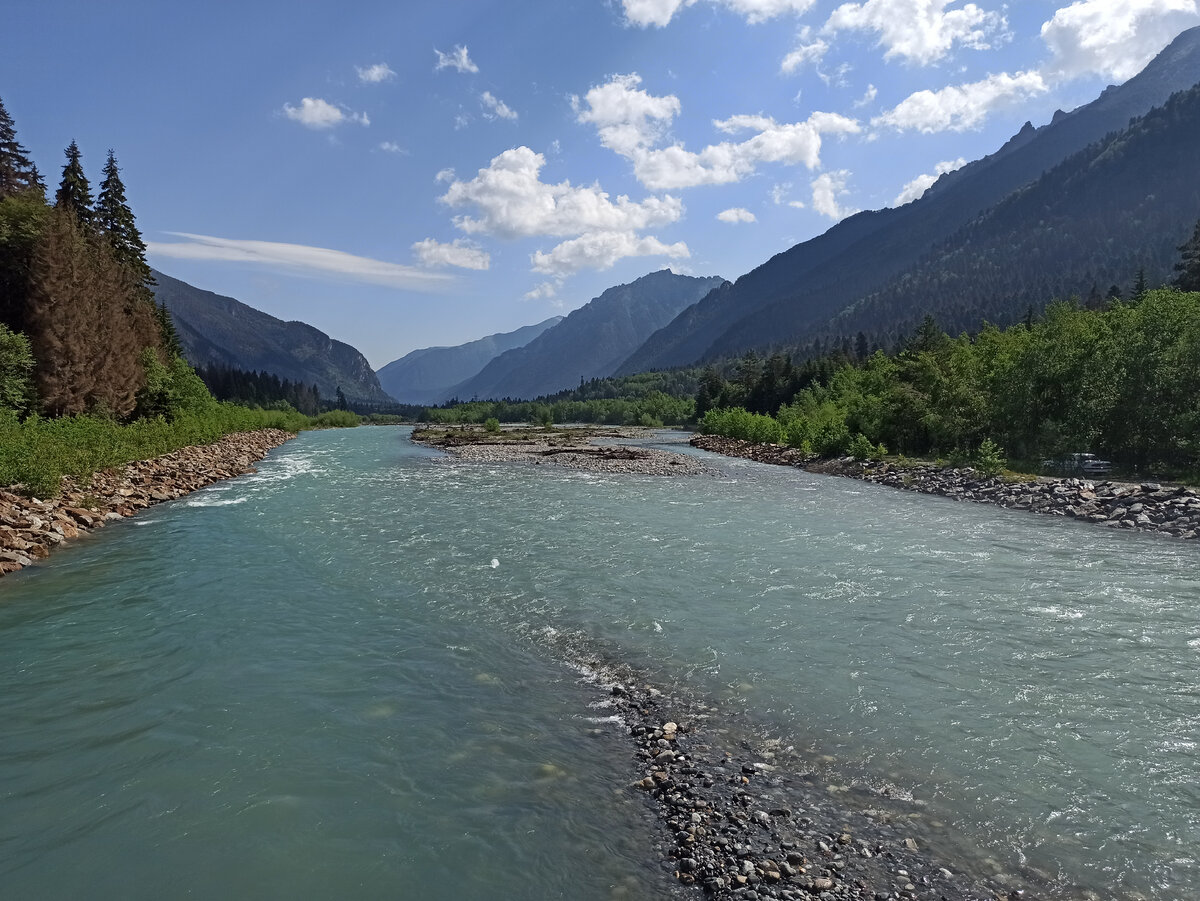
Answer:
[690, 435, 1200, 541]
[0, 429, 294, 578]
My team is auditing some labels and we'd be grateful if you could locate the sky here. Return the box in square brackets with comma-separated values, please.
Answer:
[3, 1, 1199, 368]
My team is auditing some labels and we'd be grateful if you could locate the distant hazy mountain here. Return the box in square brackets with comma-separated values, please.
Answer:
[376, 317, 563, 405]
[454, 270, 727, 401]
[618, 25, 1200, 373]
[151, 270, 394, 405]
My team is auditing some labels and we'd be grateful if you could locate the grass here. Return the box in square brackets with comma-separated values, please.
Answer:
[0, 404, 359, 498]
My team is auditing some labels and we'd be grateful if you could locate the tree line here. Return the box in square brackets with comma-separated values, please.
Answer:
[0, 95, 187, 420]
[700, 279, 1200, 477]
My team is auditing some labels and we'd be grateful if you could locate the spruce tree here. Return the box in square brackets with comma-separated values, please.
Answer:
[95, 150, 152, 283]
[54, 140, 93, 226]
[0, 96, 39, 198]
[1174, 219, 1200, 293]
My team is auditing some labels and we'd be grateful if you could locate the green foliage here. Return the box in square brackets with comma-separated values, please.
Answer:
[53, 140, 93, 226]
[0, 400, 356, 498]
[699, 407, 783, 444]
[0, 324, 34, 413]
[697, 289, 1200, 476]
[974, 438, 1007, 477]
[484, 417, 500, 433]
[847, 433, 885, 461]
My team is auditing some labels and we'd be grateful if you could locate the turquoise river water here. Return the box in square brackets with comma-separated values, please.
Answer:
[2, 426, 1198, 900]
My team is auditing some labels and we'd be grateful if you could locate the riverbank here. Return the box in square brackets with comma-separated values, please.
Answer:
[691, 435, 1200, 540]
[554, 648, 1030, 901]
[0, 429, 295, 578]
[414, 425, 715, 476]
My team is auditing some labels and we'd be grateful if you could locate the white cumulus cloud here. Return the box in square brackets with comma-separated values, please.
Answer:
[810, 170, 858, 220]
[531, 231, 689, 276]
[892, 157, 966, 205]
[440, 146, 683, 239]
[872, 70, 1047, 132]
[435, 45, 479, 74]
[622, 0, 815, 26]
[717, 207, 758, 223]
[1041, 0, 1200, 81]
[824, 0, 1007, 65]
[574, 74, 860, 190]
[411, 238, 491, 270]
[480, 91, 518, 121]
[282, 97, 368, 129]
[356, 63, 396, 83]
[147, 234, 452, 290]
[573, 74, 681, 157]
[524, 281, 560, 301]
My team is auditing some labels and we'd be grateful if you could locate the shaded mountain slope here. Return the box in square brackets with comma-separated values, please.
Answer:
[618, 25, 1200, 373]
[829, 82, 1200, 341]
[151, 270, 394, 405]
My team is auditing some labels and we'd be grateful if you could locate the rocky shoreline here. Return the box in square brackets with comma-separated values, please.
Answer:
[574, 663, 1037, 901]
[0, 429, 295, 579]
[691, 435, 1200, 541]
[414, 425, 715, 477]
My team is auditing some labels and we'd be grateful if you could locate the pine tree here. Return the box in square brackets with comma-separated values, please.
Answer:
[1174, 219, 1200, 293]
[95, 150, 152, 283]
[54, 140, 93, 226]
[0, 96, 39, 198]
[1132, 267, 1149, 303]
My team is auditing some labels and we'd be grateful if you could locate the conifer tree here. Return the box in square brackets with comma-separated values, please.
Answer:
[95, 150, 152, 284]
[1174, 219, 1200, 293]
[54, 140, 93, 226]
[0, 96, 39, 198]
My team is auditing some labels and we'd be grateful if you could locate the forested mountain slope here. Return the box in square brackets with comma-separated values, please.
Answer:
[617, 25, 1200, 373]
[376, 316, 562, 405]
[453, 270, 725, 401]
[151, 270, 394, 405]
[826, 83, 1200, 343]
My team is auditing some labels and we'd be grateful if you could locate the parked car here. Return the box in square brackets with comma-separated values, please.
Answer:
[1041, 453, 1112, 476]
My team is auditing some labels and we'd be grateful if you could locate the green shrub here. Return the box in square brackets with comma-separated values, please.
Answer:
[847, 433, 886, 461]
[484, 417, 500, 433]
[975, 438, 1007, 477]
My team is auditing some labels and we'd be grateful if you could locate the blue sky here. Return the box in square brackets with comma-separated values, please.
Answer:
[4, 1, 1199, 367]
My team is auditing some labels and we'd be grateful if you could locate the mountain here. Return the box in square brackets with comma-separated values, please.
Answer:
[151, 269, 395, 405]
[453, 270, 727, 401]
[376, 317, 562, 405]
[827, 81, 1200, 341]
[618, 25, 1200, 373]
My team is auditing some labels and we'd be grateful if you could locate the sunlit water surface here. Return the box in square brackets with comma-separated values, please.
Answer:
[2, 426, 1198, 900]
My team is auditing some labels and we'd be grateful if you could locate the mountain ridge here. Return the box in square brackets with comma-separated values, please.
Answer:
[617, 25, 1200, 373]
[151, 269, 395, 405]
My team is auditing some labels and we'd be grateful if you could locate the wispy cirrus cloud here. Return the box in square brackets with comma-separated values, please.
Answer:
[356, 62, 396, 83]
[435, 45, 479, 73]
[480, 91, 518, 121]
[147, 233, 452, 290]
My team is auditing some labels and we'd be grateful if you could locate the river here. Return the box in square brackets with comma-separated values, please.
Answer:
[2, 426, 1198, 900]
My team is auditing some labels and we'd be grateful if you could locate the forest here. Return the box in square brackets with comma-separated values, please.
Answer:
[699, 276, 1200, 478]
[0, 96, 356, 497]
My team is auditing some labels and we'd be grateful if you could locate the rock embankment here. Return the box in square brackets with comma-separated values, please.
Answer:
[0, 429, 295, 578]
[691, 435, 1200, 540]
